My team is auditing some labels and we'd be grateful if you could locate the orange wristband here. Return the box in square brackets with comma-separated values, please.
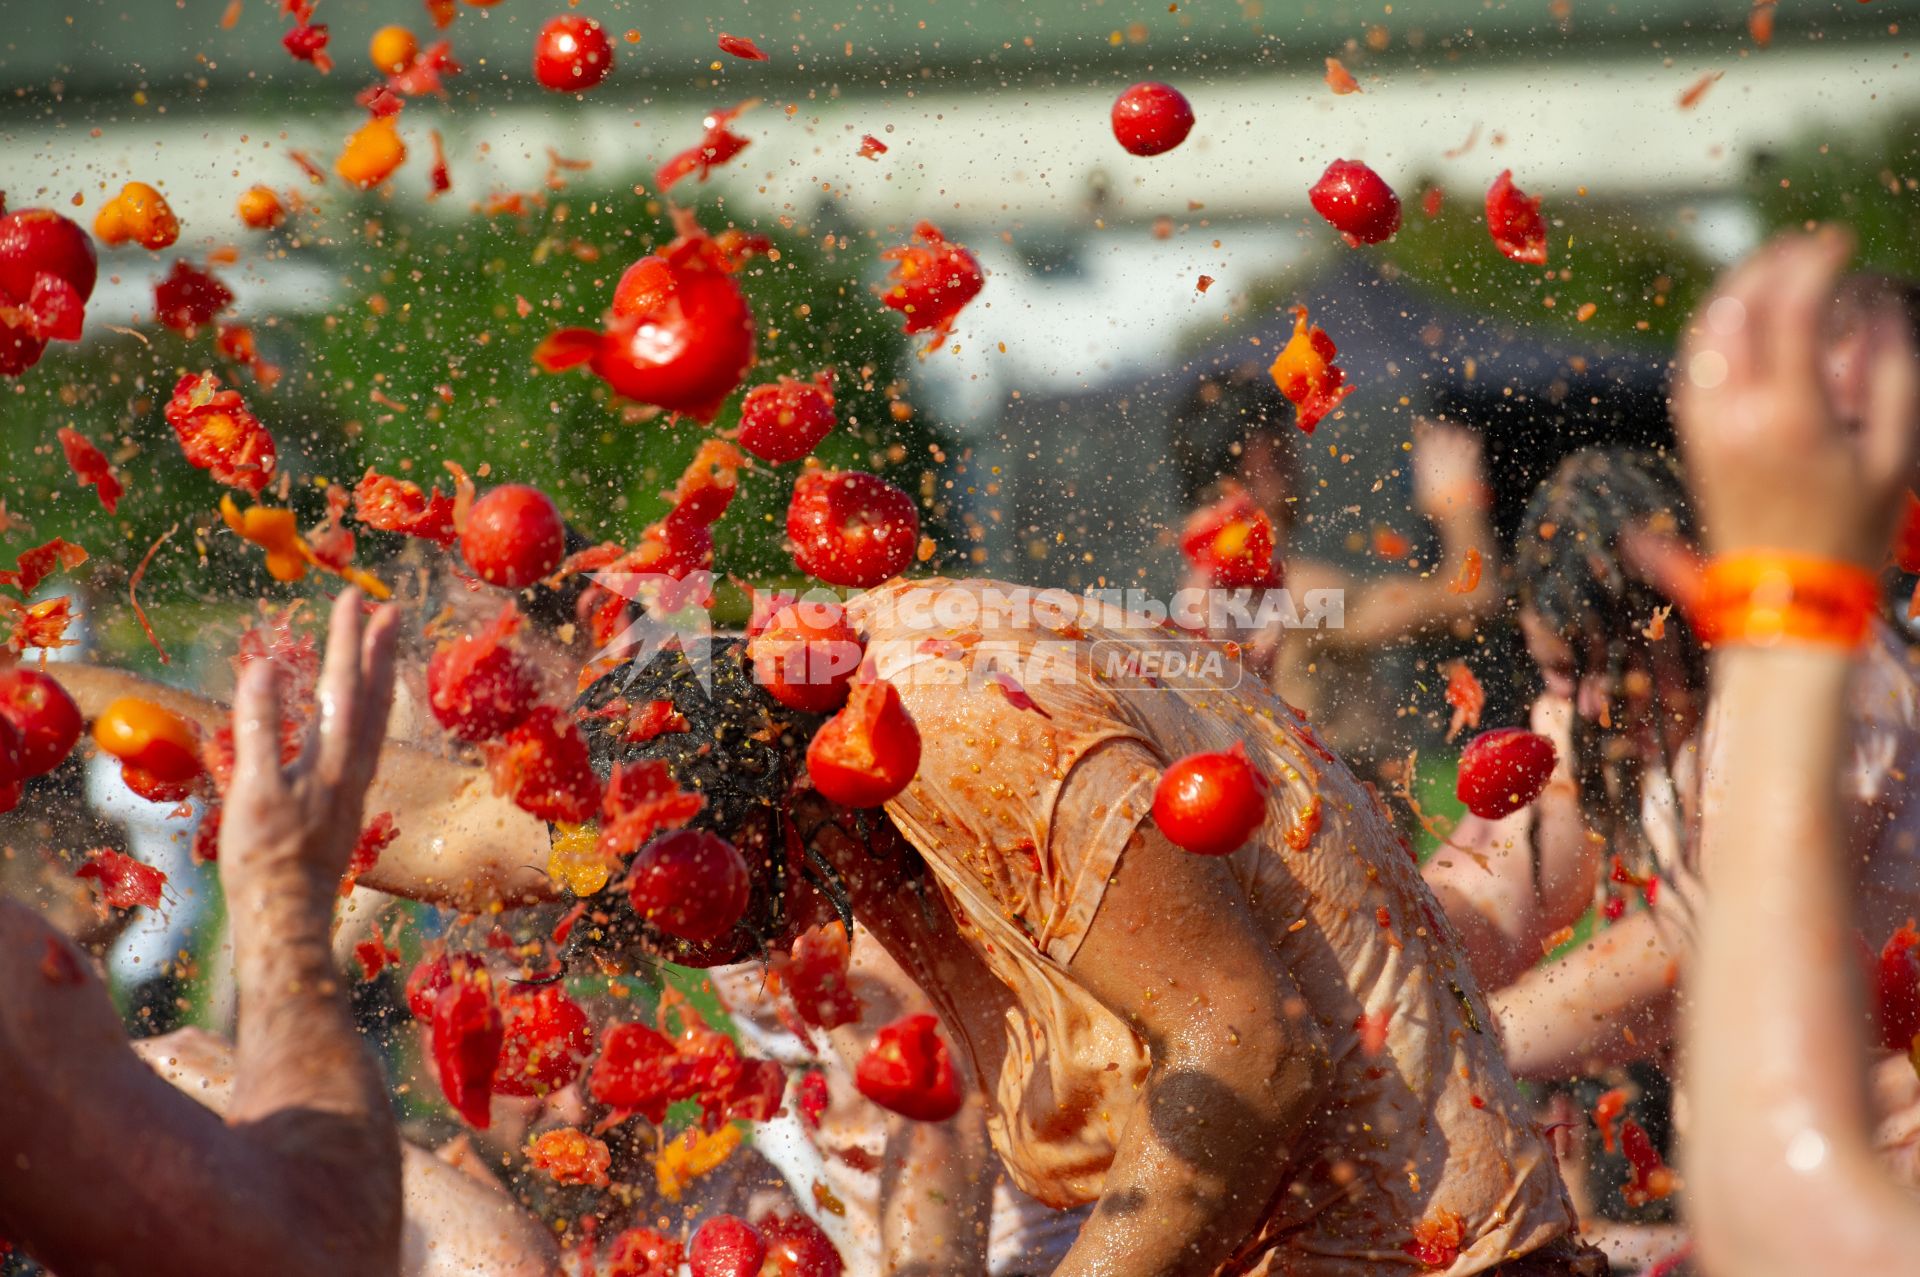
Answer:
[1690, 551, 1879, 649]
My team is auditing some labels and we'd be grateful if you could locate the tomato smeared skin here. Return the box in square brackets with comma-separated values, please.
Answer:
[1152, 742, 1270, 856]
[1268, 305, 1354, 434]
[1110, 81, 1195, 157]
[1486, 169, 1549, 265]
[806, 679, 921, 808]
[534, 221, 755, 422]
[786, 469, 919, 588]
[1180, 487, 1281, 588]
[1455, 727, 1557, 819]
[855, 1013, 964, 1121]
[880, 222, 984, 353]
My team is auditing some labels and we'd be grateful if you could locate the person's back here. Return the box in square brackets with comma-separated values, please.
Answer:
[844, 578, 1587, 1275]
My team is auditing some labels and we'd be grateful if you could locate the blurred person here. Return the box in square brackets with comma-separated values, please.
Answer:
[1674, 229, 1920, 1277]
[1171, 362, 1500, 777]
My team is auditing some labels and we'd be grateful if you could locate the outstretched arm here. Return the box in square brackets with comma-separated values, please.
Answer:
[1678, 231, 1920, 1276]
[0, 591, 404, 1277]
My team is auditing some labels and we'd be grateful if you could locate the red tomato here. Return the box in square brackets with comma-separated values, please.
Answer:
[880, 222, 984, 353]
[1455, 727, 1557, 819]
[1486, 169, 1548, 266]
[431, 962, 504, 1128]
[0, 669, 82, 778]
[75, 848, 167, 910]
[689, 1215, 767, 1277]
[153, 261, 235, 334]
[1110, 81, 1195, 156]
[603, 1228, 683, 1277]
[1875, 921, 1920, 1052]
[738, 371, 837, 464]
[121, 765, 197, 804]
[485, 705, 602, 823]
[656, 103, 755, 191]
[461, 484, 566, 589]
[92, 697, 202, 785]
[427, 611, 539, 742]
[1152, 742, 1270, 856]
[759, 1213, 845, 1277]
[533, 14, 613, 92]
[747, 600, 865, 713]
[163, 371, 278, 496]
[588, 1019, 682, 1121]
[354, 469, 458, 546]
[0, 207, 96, 372]
[805, 679, 921, 808]
[627, 829, 752, 944]
[855, 1013, 963, 1121]
[1179, 489, 1280, 588]
[786, 469, 919, 588]
[406, 952, 484, 1022]
[0, 715, 22, 807]
[783, 922, 863, 1030]
[493, 983, 593, 1097]
[534, 228, 756, 422]
[1308, 159, 1402, 246]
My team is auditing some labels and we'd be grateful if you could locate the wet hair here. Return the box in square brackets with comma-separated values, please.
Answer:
[1515, 448, 1705, 870]
[572, 640, 825, 966]
[1170, 359, 1297, 510]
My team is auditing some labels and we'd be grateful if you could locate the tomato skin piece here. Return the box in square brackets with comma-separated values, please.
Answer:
[855, 1013, 964, 1122]
[1455, 727, 1557, 819]
[1152, 743, 1270, 856]
[806, 679, 921, 809]
[0, 669, 82, 777]
[405, 952, 481, 1022]
[533, 15, 613, 92]
[689, 1214, 768, 1277]
[1110, 81, 1195, 157]
[493, 983, 593, 1097]
[747, 600, 864, 713]
[92, 697, 202, 785]
[153, 261, 235, 335]
[738, 371, 836, 464]
[627, 828, 753, 944]
[782, 922, 863, 1030]
[1308, 159, 1402, 246]
[461, 484, 566, 589]
[1485, 169, 1548, 266]
[785, 469, 919, 588]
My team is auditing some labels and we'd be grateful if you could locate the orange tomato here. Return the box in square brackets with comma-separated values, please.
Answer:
[93, 181, 180, 250]
[369, 25, 418, 75]
[92, 697, 202, 785]
[235, 185, 286, 230]
[336, 117, 407, 189]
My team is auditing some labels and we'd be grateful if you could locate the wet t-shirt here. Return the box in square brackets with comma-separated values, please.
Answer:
[843, 579, 1577, 1277]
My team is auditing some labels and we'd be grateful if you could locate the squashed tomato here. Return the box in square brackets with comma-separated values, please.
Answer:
[1486, 169, 1548, 266]
[485, 705, 602, 823]
[353, 468, 459, 546]
[880, 222, 984, 353]
[657, 103, 753, 191]
[603, 1228, 683, 1277]
[406, 951, 482, 1022]
[526, 1127, 612, 1187]
[431, 960, 504, 1128]
[163, 371, 276, 495]
[76, 848, 167, 910]
[627, 829, 752, 944]
[1152, 742, 1270, 856]
[461, 483, 567, 589]
[1309, 159, 1401, 246]
[786, 469, 919, 588]
[689, 1215, 767, 1277]
[534, 222, 755, 422]
[1110, 81, 1195, 157]
[427, 605, 540, 741]
[855, 1013, 963, 1122]
[806, 678, 921, 808]
[781, 922, 863, 1031]
[1268, 305, 1353, 434]
[0, 669, 82, 777]
[738, 370, 837, 464]
[0, 206, 96, 374]
[1180, 487, 1280, 588]
[533, 14, 613, 92]
[494, 983, 594, 1097]
[93, 181, 179, 250]
[92, 697, 202, 786]
[57, 427, 123, 515]
[153, 260, 235, 335]
[1403, 1209, 1467, 1270]
[1455, 727, 1557, 819]
[747, 599, 864, 712]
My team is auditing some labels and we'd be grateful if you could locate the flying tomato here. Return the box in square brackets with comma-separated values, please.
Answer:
[1486, 169, 1548, 265]
[739, 371, 837, 464]
[588, 1019, 684, 1122]
[431, 960, 504, 1128]
[1444, 661, 1485, 741]
[484, 705, 602, 824]
[93, 182, 179, 250]
[0, 669, 82, 777]
[494, 983, 594, 1097]
[785, 469, 919, 588]
[627, 829, 752, 944]
[760, 1212, 844, 1277]
[656, 103, 753, 190]
[1455, 727, 1557, 819]
[717, 33, 768, 61]
[1268, 305, 1354, 434]
[461, 484, 566, 589]
[153, 260, 235, 335]
[336, 116, 407, 189]
[1110, 81, 1195, 156]
[353, 468, 458, 545]
[526, 1128, 612, 1187]
[1179, 487, 1280, 588]
[880, 222, 984, 353]
[781, 922, 863, 1030]
[533, 15, 613, 92]
[534, 222, 755, 422]
[1875, 920, 1920, 1052]
[603, 1228, 684, 1277]
[163, 372, 276, 494]
[1152, 742, 1270, 856]
[92, 698, 202, 787]
[806, 679, 921, 808]
[369, 25, 418, 75]
[1308, 159, 1402, 246]
[57, 427, 123, 515]
[76, 849, 167, 910]
[855, 1013, 963, 1122]
[427, 606, 540, 741]
[0, 205, 96, 373]
[689, 1215, 767, 1277]
[1324, 57, 1361, 95]
[747, 599, 864, 713]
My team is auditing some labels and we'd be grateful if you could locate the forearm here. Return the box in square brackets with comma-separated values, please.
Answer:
[1687, 648, 1920, 1274]
[882, 1101, 994, 1276]
[1491, 910, 1678, 1079]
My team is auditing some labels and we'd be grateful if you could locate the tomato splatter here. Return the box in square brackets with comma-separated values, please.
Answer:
[484, 705, 603, 824]
[1180, 487, 1281, 588]
[495, 983, 593, 1096]
[94, 182, 179, 251]
[76, 848, 167, 910]
[1592, 1085, 1631, 1153]
[780, 923, 864, 1031]
[857, 134, 889, 160]
[1620, 1119, 1677, 1205]
[1268, 305, 1354, 434]
[786, 469, 919, 588]
[855, 1013, 964, 1121]
[353, 468, 459, 546]
[1444, 661, 1485, 742]
[164, 372, 276, 495]
[1324, 57, 1361, 94]
[880, 222, 984, 354]
[1403, 1209, 1466, 1269]
[431, 960, 504, 1128]
[154, 261, 235, 335]
[739, 371, 837, 464]
[1486, 170, 1548, 266]
[342, 811, 398, 894]
[657, 103, 754, 191]
[56, 428, 123, 514]
[1449, 545, 1483, 594]
[717, 33, 768, 61]
[527, 1127, 612, 1187]
[806, 678, 922, 808]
